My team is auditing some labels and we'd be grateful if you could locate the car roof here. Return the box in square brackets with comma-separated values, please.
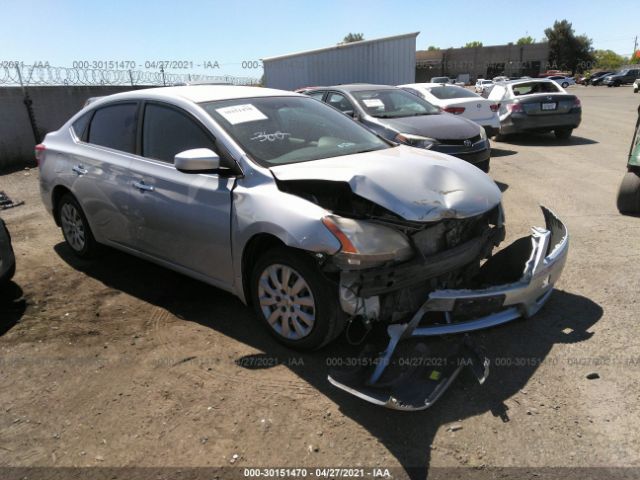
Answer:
[400, 83, 462, 88]
[319, 84, 397, 92]
[91, 85, 299, 104]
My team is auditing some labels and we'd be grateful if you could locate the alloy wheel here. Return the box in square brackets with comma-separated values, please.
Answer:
[61, 203, 86, 252]
[257, 264, 316, 340]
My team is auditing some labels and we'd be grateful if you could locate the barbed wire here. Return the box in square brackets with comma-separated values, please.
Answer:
[0, 65, 260, 87]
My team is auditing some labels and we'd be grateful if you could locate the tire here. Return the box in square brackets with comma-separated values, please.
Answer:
[57, 193, 101, 258]
[250, 246, 345, 350]
[561, 82, 569, 88]
[617, 172, 640, 214]
[634, 87, 638, 94]
[475, 159, 490, 173]
[554, 128, 573, 139]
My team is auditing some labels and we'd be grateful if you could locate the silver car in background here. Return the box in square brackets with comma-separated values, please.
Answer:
[38, 86, 569, 409]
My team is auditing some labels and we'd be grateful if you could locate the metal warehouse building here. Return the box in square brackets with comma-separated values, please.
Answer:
[262, 32, 419, 91]
[415, 42, 551, 82]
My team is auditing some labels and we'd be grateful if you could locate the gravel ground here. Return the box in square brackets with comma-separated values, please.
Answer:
[0, 85, 639, 480]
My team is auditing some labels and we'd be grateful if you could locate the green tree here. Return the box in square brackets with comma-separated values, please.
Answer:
[464, 41, 483, 48]
[544, 20, 594, 74]
[517, 36, 535, 45]
[341, 33, 364, 44]
[427, 45, 439, 51]
[593, 49, 626, 70]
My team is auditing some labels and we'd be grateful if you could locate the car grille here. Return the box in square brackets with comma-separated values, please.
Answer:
[436, 134, 482, 146]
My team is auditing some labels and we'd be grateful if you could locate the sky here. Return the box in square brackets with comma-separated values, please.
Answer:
[1, 0, 638, 79]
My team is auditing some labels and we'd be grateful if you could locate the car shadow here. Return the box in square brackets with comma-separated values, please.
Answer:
[494, 181, 509, 192]
[55, 243, 602, 480]
[0, 281, 26, 336]
[495, 133, 598, 147]
[490, 147, 517, 158]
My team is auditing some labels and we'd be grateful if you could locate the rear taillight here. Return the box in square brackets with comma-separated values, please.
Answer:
[444, 106, 465, 115]
[507, 103, 523, 113]
[490, 103, 500, 112]
[573, 98, 581, 108]
[35, 144, 46, 166]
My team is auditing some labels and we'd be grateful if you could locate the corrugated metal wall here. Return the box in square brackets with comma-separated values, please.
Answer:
[263, 33, 418, 90]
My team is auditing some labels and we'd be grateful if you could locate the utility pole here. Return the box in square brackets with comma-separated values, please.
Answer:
[634, 36, 638, 61]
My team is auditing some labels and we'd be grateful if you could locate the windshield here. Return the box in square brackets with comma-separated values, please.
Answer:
[201, 96, 389, 166]
[427, 86, 478, 99]
[351, 89, 440, 119]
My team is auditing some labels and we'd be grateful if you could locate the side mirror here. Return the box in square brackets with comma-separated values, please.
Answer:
[174, 148, 220, 173]
[343, 110, 356, 118]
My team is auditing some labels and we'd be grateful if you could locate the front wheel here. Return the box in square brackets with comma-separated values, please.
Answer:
[561, 82, 569, 88]
[57, 194, 101, 258]
[554, 128, 573, 139]
[250, 247, 345, 350]
[617, 172, 640, 214]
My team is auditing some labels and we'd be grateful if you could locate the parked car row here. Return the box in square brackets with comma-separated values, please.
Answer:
[36, 84, 570, 409]
[579, 69, 640, 87]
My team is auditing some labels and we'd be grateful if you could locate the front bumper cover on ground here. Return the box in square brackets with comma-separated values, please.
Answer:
[328, 206, 569, 411]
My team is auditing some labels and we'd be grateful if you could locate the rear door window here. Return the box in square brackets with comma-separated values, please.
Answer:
[326, 92, 355, 114]
[87, 103, 138, 153]
[72, 112, 92, 141]
[306, 90, 326, 101]
[142, 103, 216, 163]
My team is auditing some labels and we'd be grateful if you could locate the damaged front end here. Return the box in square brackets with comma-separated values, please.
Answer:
[327, 206, 568, 410]
[272, 162, 568, 411]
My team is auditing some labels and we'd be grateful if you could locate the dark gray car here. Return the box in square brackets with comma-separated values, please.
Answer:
[0, 218, 16, 286]
[603, 68, 640, 87]
[302, 84, 491, 172]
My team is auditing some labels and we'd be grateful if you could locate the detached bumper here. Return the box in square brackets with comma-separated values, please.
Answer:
[328, 206, 569, 411]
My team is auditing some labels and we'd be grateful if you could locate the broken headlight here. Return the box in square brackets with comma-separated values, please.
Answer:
[394, 133, 438, 150]
[322, 215, 413, 270]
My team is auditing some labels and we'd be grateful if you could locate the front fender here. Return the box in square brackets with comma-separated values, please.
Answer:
[231, 175, 341, 303]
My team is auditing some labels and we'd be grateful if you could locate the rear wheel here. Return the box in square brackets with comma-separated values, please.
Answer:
[617, 172, 640, 214]
[250, 247, 344, 350]
[554, 128, 573, 139]
[561, 82, 569, 88]
[57, 194, 101, 258]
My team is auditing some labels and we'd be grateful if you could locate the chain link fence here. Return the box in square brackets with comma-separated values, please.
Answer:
[0, 64, 260, 87]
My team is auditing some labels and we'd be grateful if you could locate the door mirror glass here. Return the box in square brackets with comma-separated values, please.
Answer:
[174, 148, 220, 172]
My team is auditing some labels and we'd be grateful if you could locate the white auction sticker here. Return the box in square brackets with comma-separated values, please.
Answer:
[215, 104, 268, 125]
[362, 98, 384, 108]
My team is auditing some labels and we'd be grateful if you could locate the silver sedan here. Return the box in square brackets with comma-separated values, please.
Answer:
[39, 86, 568, 408]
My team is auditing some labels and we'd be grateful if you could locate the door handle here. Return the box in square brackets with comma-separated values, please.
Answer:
[72, 165, 88, 175]
[133, 180, 155, 192]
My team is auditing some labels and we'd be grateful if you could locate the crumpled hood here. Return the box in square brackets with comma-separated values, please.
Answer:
[376, 113, 480, 140]
[270, 145, 501, 222]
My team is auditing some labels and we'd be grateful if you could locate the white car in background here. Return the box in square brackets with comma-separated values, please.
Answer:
[475, 79, 494, 94]
[399, 83, 501, 137]
[547, 75, 575, 88]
